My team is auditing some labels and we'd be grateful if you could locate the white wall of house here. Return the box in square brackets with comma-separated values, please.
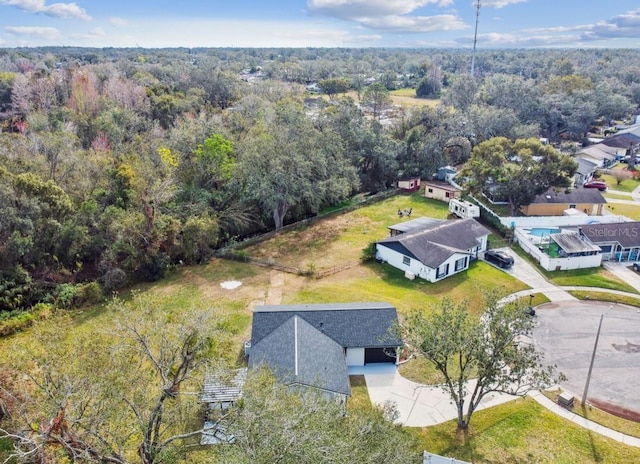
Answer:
[376, 244, 474, 283]
[345, 347, 365, 366]
[376, 244, 426, 278]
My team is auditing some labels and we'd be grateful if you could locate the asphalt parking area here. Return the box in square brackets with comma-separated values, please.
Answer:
[532, 300, 640, 419]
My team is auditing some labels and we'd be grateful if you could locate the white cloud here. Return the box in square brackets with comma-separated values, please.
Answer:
[71, 27, 105, 40]
[483, 0, 527, 8]
[0, 0, 91, 21]
[4, 25, 62, 40]
[109, 17, 129, 27]
[307, 0, 464, 33]
[308, 0, 453, 19]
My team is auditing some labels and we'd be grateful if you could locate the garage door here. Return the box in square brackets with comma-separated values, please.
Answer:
[364, 347, 396, 364]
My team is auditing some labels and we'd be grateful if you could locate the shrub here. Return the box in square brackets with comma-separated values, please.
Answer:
[361, 241, 378, 262]
[75, 281, 103, 306]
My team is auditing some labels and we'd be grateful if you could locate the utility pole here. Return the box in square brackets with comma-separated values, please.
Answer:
[471, 0, 481, 77]
[581, 306, 612, 407]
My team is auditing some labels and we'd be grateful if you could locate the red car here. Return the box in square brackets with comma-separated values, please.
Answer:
[583, 180, 607, 191]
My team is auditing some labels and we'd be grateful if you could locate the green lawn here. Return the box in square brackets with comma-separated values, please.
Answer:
[603, 192, 634, 200]
[241, 193, 451, 271]
[605, 202, 640, 220]
[407, 398, 640, 463]
[543, 389, 640, 439]
[287, 260, 528, 318]
[570, 290, 640, 306]
[512, 244, 638, 293]
[600, 172, 640, 193]
[4, 192, 640, 464]
[390, 88, 417, 97]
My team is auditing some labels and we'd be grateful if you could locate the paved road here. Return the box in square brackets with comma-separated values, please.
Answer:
[532, 300, 640, 416]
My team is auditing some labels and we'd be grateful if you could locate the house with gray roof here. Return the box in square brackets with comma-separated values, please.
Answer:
[579, 222, 640, 262]
[520, 188, 606, 216]
[248, 303, 402, 401]
[376, 218, 490, 282]
[573, 157, 598, 187]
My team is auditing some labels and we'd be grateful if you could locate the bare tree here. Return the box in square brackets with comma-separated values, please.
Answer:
[1, 294, 227, 464]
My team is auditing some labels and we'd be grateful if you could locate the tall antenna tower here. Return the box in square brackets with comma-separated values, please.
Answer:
[470, 0, 481, 77]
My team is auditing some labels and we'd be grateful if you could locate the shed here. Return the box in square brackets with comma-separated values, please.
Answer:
[398, 177, 421, 192]
[423, 180, 460, 202]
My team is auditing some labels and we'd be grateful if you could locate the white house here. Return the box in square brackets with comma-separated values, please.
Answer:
[376, 218, 490, 282]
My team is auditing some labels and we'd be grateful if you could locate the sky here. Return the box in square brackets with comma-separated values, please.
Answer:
[1, 0, 640, 49]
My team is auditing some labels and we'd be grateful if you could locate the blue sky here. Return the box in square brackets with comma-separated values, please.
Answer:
[1, 0, 640, 48]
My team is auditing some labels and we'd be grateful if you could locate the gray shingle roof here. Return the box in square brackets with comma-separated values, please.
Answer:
[575, 157, 598, 176]
[377, 218, 490, 268]
[251, 302, 402, 348]
[249, 315, 350, 396]
[388, 216, 444, 234]
[530, 188, 606, 205]
[580, 222, 640, 247]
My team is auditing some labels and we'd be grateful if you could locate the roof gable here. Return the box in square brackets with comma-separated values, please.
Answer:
[378, 218, 489, 268]
[251, 302, 401, 349]
[249, 316, 350, 396]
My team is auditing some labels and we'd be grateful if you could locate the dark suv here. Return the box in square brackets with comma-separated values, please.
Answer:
[485, 250, 515, 268]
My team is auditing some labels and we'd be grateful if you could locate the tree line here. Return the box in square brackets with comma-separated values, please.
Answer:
[0, 46, 639, 317]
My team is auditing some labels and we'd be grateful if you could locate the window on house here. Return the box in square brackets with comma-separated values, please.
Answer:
[428, 188, 433, 193]
[445, 192, 452, 198]
[569, 204, 576, 209]
[455, 257, 467, 271]
[402, 256, 410, 266]
[436, 263, 449, 278]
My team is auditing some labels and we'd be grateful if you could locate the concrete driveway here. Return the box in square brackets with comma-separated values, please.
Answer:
[532, 300, 640, 417]
[485, 247, 576, 302]
[348, 364, 517, 427]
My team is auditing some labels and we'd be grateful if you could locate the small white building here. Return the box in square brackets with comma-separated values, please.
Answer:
[376, 218, 490, 283]
[449, 199, 480, 219]
[424, 180, 460, 202]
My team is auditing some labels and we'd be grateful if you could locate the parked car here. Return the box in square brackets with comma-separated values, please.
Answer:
[633, 262, 640, 272]
[583, 180, 607, 191]
[485, 250, 515, 268]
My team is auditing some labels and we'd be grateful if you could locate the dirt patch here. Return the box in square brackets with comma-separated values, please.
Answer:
[590, 398, 640, 423]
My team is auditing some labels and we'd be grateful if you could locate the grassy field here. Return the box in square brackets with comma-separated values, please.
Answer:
[600, 171, 640, 193]
[605, 202, 640, 220]
[603, 192, 634, 200]
[512, 244, 639, 293]
[241, 193, 451, 272]
[390, 88, 440, 108]
[543, 389, 640, 439]
[406, 398, 640, 463]
[3, 192, 640, 463]
[569, 290, 640, 306]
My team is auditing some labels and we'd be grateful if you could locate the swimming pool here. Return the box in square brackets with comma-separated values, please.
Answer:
[528, 227, 561, 237]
